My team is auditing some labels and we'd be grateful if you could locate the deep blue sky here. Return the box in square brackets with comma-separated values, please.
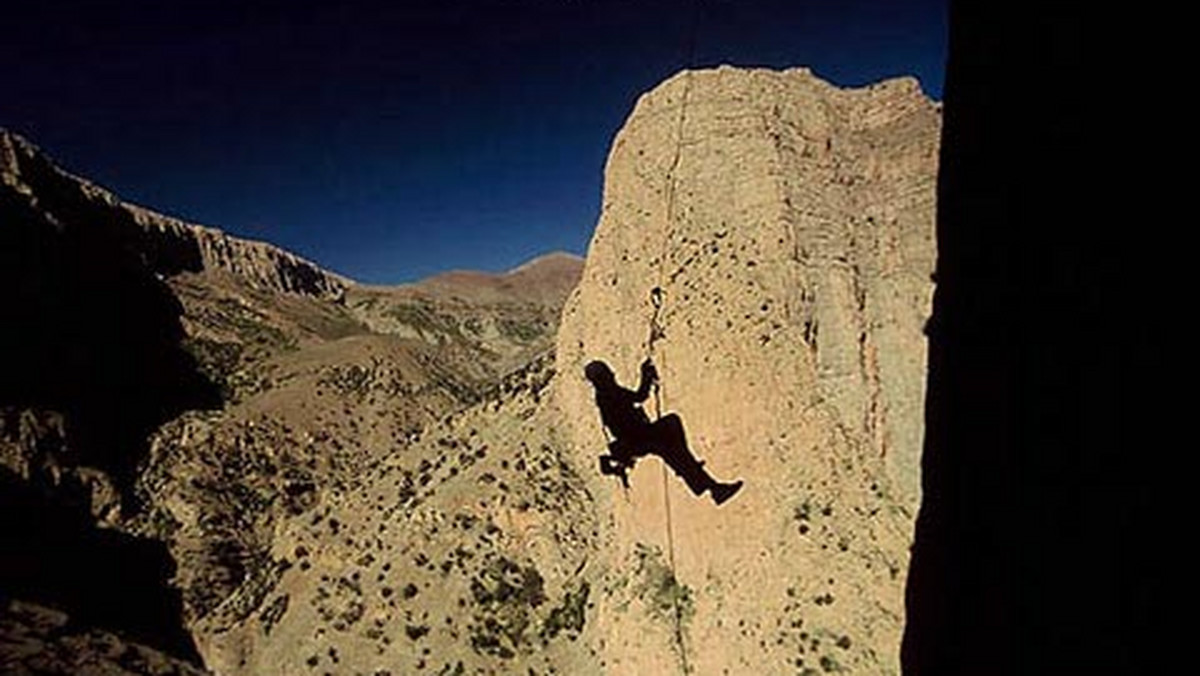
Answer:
[4, 0, 945, 283]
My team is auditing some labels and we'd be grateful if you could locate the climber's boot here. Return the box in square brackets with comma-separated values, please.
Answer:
[710, 480, 744, 506]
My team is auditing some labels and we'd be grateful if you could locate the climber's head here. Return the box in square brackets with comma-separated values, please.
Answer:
[584, 360, 615, 388]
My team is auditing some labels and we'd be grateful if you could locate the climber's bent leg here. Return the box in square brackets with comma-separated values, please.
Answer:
[649, 414, 716, 496]
[658, 414, 687, 447]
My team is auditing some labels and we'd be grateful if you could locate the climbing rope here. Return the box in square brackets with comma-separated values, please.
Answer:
[644, 288, 675, 557]
[646, 286, 666, 419]
[645, 286, 689, 674]
[644, 0, 701, 669]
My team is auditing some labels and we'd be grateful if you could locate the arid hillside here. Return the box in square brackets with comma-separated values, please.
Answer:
[0, 127, 580, 674]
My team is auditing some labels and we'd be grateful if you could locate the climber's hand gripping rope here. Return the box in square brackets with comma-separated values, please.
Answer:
[640, 357, 658, 385]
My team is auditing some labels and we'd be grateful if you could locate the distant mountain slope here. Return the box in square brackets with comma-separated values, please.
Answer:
[417, 251, 585, 305]
[0, 127, 580, 673]
[1, 129, 348, 299]
[347, 252, 582, 378]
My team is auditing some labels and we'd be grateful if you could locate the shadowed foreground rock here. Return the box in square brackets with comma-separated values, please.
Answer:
[902, 3, 1141, 674]
[0, 600, 209, 676]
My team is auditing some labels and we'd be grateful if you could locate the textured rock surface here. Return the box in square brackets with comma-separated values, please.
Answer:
[0, 600, 210, 676]
[556, 66, 939, 674]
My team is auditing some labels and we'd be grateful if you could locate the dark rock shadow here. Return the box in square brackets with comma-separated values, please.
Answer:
[0, 469, 202, 663]
[1, 138, 220, 665]
[902, 4, 1142, 674]
[1, 137, 221, 510]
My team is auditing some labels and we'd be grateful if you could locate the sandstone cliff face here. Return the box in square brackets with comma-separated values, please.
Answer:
[556, 66, 939, 674]
[1, 129, 347, 300]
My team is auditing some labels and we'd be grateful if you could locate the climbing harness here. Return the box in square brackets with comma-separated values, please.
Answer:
[597, 428, 633, 491]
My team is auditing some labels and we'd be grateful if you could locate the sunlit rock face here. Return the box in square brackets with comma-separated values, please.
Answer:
[556, 66, 940, 675]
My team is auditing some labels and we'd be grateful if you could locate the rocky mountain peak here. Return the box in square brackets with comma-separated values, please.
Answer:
[507, 250, 584, 274]
[413, 251, 582, 305]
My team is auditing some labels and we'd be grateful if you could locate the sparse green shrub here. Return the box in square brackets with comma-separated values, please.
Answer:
[467, 556, 546, 658]
[497, 317, 543, 341]
[633, 544, 693, 626]
[540, 581, 590, 642]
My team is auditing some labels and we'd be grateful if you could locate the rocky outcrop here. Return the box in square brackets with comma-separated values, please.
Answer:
[0, 600, 210, 675]
[555, 66, 939, 674]
[1, 129, 348, 299]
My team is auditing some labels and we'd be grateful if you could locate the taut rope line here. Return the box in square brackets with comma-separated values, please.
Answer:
[644, 0, 701, 669]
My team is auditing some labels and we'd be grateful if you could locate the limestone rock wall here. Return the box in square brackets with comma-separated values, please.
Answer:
[555, 66, 939, 674]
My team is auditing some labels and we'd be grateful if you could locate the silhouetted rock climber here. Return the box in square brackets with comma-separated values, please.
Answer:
[585, 358, 743, 506]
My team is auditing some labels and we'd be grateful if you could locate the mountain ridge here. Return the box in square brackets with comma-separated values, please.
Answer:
[2, 128, 349, 299]
[3, 128, 581, 299]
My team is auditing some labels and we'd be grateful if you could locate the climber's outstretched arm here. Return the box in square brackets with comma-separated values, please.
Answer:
[634, 358, 657, 403]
